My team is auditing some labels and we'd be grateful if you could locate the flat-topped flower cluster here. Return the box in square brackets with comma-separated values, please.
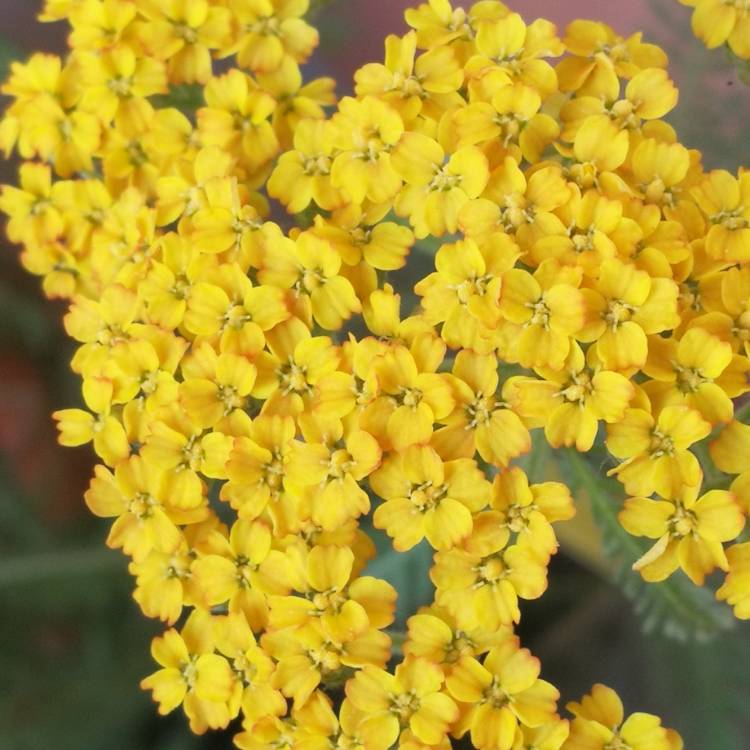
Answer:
[3, 1, 750, 748]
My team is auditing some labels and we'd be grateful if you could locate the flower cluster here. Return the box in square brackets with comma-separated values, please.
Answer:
[3, 0, 750, 748]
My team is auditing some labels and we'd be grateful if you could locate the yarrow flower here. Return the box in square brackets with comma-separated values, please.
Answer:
[5, 0, 750, 747]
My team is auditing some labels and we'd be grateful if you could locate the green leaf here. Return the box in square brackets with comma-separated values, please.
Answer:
[362, 522, 434, 629]
[560, 448, 736, 642]
[151, 83, 204, 115]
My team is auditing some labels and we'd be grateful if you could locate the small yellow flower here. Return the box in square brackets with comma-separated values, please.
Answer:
[330, 96, 404, 205]
[392, 132, 489, 238]
[445, 635, 559, 750]
[498, 263, 586, 371]
[136, 0, 232, 84]
[691, 169, 750, 262]
[140, 609, 234, 733]
[607, 405, 711, 497]
[371, 444, 489, 551]
[579, 257, 680, 371]
[224, 0, 319, 74]
[620, 479, 744, 585]
[682, 0, 750, 60]
[564, 683, 678, 750]
[268, 543, 396, 640]
[361, 345, 454, 451]
[433, 349, 530, 467]
[192, 518, 292, 629]
[345, 656, 459, 747]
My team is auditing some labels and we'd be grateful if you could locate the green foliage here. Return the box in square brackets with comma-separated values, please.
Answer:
[151, 84, 204, 116]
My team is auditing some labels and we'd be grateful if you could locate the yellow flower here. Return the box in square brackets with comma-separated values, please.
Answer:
[136, 0, 232, 84]
[200, 69, 280, 171]
[564, 683, 678, 750]
[259, 57, 335, 148]
[189, 177, 280, 267]
[432, 532, 548, 630]
[391, 132, 489, 238]
[507, 342, 634, 451]
[445, 635, 559, 750]
[268, 543, 396, 640]
[130, 537, 199, 625]
[330, 96, 404, 205]
[579, 257, 680, 371]
[266, 620, 391, 708]
[620, 479, 744, 585]
[291, 692, 395, 750]
[75, 46, 167, 128]
[370, 444, 490, 551]
[529, 189, 622, 274]
[560, 67, 678, 141]
[498, 264, 586, 371]
[311, 205, 415, 271]
[513, 720, 570, 750]
[345, 656, 459, 747]
[557, 20, 667, 96]
[490, 467, 574, 556]
[631, 138, 692, 209]
[284, 420, 381, 528]
[690, 169, 750, 262]
[224, 0, 319, 74]
[463, 158, 570, 250]
[52, 374, 130, 466]
[192, 518, 292, 629]
[213, 611, 287, 722]
[361, 345, 454, 451]
[140, 609, 234, 733]
[643, 326, 743, 425]
[404, 607, 509, 674]
[155, 145, 234, 226]
[268, 119, 343, 213]
[179, 350, 256, 428]
[470, 12, 563, 96]
[683, 0, 750, 59]
[222, 413, 298, 519]
[355, 31, 463, 123]
[709, 417, 750, 474]
[432, 349, 530, 467]
[455, 81, 558, 163]
[19, 94, 101, 177]
[183, 262, 289, 355]
[566, 115, 629, 192]
[606, 405, 711, 497]
[67, 0, 137, 51]
[415, 236, 517, 350]
[0, 162, 64, 247]
[84, 454, 208, 560]
[258, 229, 362, 330]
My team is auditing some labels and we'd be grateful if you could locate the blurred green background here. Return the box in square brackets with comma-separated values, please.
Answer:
[2, 1, 750, 748]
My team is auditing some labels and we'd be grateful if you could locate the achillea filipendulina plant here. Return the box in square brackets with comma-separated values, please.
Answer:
[3, 1, 750, 748]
